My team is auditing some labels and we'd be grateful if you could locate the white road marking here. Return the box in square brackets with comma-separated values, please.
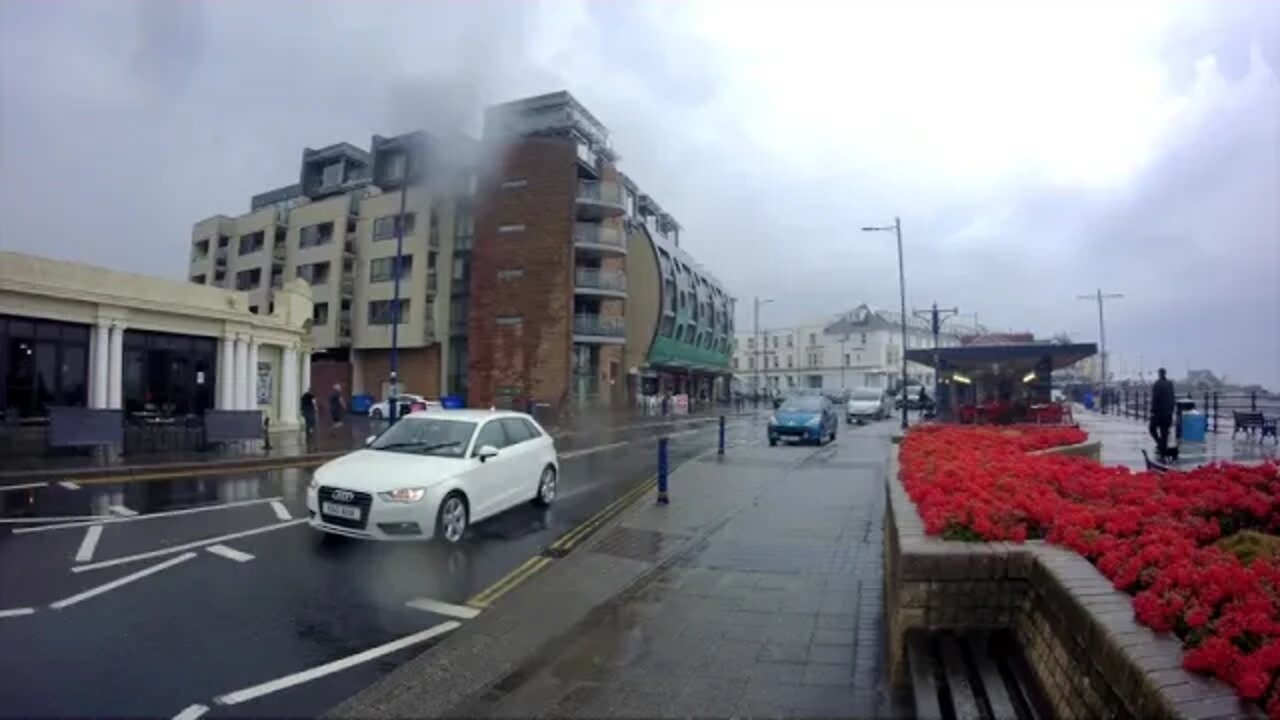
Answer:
[0, 513, 119, 525]
[171, 704, 209, 720]
[558, 440, 630, 459]
[213, 621, 461, 706]
[58, 480, 81, 490]
[206, 544, 254, 563]
[270, 500, 292, 521]
[405, 597, 482, 619]
[0, 607, 36, 619]
[72, 519, 306, 573]
[74, 524, 104, 563]
[13, 497, 285, 534]
[108, 504, 138, 517]
[0, 482, 47, 492]
[50, 552, 197, 610]
[664, 428, 704, 439]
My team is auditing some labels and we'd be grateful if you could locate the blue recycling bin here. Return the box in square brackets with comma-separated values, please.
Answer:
[1181, 411, 1207, 442]
[441, 394, 465, 410]
[351, 393, 374, 415]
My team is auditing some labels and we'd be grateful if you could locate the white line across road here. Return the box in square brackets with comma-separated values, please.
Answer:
[171, 704, 209, 720]
[13, 497, 286, 534]
[663, 428, 705, 439]
[206, 544, 254, 563]
[50, 552, 198, 610]
[0, 481, 47, 493]
[558, 440, 630, 460]
[0, 607, 36, 619]
[0, 513, 119, 525]
[74, 524, 104, 563]
[213, 621, 462, 706]
[405, 597, 482, 619]
[72, 519, 306, 573]
[270, 500, 292, 521]
[58, 480, 81, 490]
[108, 504, 138, 517]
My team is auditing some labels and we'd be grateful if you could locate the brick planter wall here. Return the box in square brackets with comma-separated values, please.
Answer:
[885, 445, 1256, 719]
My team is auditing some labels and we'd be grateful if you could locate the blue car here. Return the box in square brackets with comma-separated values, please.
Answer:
[768, 395, 838, 446]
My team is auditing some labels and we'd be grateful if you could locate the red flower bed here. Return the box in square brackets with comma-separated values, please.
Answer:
[901, 425, 1280, 713]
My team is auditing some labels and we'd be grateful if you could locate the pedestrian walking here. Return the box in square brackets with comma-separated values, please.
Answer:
[300, 387, 317, 441]
[1149, 368, 1175, 461]
[328, 383, 346, 440]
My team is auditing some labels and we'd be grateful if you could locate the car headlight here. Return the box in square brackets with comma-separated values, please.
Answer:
[379, 487, 427, 503]
[308, 476, 320, 490]
[806, 416, 822, 427]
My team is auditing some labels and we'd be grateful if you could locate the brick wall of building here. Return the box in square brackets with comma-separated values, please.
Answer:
[469, 138, 576, 410]
[355, 346, 441, 399]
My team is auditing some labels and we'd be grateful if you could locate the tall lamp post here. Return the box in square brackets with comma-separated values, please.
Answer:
[862, 217, 910, 430]
[1077, 289, 1123, 412]
[913, 302, 959, 417]
[753, 297, 773, 407]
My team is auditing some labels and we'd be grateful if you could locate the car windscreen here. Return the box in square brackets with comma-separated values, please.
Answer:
[851, 389, 882, 400]
[369, 418, 477, 457]
[779, 397, 824, 412]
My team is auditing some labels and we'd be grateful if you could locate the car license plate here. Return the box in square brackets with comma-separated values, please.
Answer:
[322, 502, 360, 520]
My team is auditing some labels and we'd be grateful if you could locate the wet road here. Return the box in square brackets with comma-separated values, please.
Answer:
[0, 415, 763, 719]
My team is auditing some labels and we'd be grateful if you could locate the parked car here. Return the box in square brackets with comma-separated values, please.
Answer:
[306, 410, 558, 544]
[368, 393, 438, 419]
[768, 395, 839, 446]
[846, 388, 890, 423]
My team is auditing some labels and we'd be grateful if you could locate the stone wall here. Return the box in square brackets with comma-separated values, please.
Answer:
[885, 447, 1254, 719]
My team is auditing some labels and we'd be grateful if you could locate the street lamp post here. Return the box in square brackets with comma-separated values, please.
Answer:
[862, 217, 910, 430]
[387, 183, 408, 423]
[1077, 289, 1123, 412]
[753, 297, 773, 407]
[839, 335, 848, 389]
[913, 302, 959, 418]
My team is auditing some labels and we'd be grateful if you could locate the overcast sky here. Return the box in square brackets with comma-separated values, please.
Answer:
[2, 0, 1277, 388]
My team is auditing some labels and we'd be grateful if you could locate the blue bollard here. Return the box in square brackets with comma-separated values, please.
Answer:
[657, 437, 670, 505]
[718, 415, 726, 456]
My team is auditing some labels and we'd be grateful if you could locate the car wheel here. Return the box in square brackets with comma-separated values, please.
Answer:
[436, 492, 469, 545]
[370, 407, 383, 420]
[768, 437, 777, 447]
[533, 466, 557, 507]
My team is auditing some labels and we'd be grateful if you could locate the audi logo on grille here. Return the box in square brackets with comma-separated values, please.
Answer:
[330, 490, 355, 502]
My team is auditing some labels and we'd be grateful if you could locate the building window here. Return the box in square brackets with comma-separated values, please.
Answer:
[370, 255, 413, 283]
[747, 337, 755, 349]
[497, 269, 524, 282]
[787, 356, 793, 368]
[659, 315, 675, 337]
[771, 336, 778, 349]
[299, 222, 334, 248]
[248, 305, 259, 314]
[373, 213, 416, 241]
[748, 357, 755, 369]
[313, 302, 329, 326]
[772, 356, 779, 369]
[860, 332, 867, 345]
[428, 208, 439, 246]
[191, 274, 206, 284]
[732, 357, 739, 369]
[501, 178, 527, 189]
[495, 316, 523, 326]
[192, 239, 209, 259]
[498, 224, 525, 233]
[368, 299, 409, 325]
[217, 235, 229, 248]
[238, 230, 265, 255]
[809, 333, 817, 346]
[235, 268, 261, 290]
[844, 353, 851, 366]
[297, 261, 330, 286]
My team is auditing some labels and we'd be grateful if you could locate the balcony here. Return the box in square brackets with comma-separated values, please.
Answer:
[337, 311, 352, 343]
[575, 180, 625, 220]
[573, 222, 626, 255]
[574, 268, 627, 299]
[340, 276, 354, 297]
[573, 315, 626, 344]
[272, 243, 286, 263]
[576, 142, 600, 176]
[214, 248, 228, 266]
[343, 237, 356, 259]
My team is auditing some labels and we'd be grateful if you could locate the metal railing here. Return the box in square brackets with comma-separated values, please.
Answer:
[574, 268, 627, 293]
[573, 223, 625, 249]
[573, 315, 626, 337]
[1107, 388, 1280, 434]
[576, 180, 622, 205]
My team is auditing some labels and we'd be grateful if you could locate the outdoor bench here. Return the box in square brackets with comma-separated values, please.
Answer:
[1233, 411, 1278, 442]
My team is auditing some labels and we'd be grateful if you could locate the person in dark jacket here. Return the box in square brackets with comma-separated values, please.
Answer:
[328, 384, 346, 439]
[1149, 368, 1176, 460]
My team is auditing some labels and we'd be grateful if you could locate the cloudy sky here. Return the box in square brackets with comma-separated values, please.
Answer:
[2, 0, 1277, 388]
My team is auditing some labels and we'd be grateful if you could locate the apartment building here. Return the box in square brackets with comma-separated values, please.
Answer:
[189, 132, 471, 401]
[733, 304, 976, 395]
[469, 91, 735, 411]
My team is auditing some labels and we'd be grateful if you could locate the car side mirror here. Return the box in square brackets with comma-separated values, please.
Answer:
[365, 435, 377, 447]
[476, 444, 500, 462]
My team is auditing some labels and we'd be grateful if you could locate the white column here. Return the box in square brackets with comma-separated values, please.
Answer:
[233, 335, 249, 410]
[248, 340, 261, 409]
[281, 346, 299, 426]
[92, 322, 110, 409]
[218, 335, 235, 410]
[107, 322, 125, 410]
[300, 349, 312, 397]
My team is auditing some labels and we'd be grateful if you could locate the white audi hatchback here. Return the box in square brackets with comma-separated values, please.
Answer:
[306, 409, 558, 544]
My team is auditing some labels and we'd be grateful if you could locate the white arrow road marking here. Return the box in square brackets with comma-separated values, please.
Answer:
[405, 597, 482, 619]
[74, 524, 104, 563]
[58, 480, 81, 490]
[270, 500, 292, 521]
[14, 497, 286, 534]
[108, 504, 137, 517]
[0, 607, 36, 619]
[50, 552, 197, 610]
[72, 519, 306, 573]
[170, 704, 208, 720]
[213, 621, 461, 705]
[205, 544, 254, 563]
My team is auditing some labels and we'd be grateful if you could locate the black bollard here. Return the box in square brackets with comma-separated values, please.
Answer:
[656, 437, 670, 505]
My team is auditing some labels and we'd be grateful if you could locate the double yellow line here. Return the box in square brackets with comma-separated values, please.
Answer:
[465, 476, 657, 609]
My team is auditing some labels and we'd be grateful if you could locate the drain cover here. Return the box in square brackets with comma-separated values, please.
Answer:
[590, 526, 687, 562]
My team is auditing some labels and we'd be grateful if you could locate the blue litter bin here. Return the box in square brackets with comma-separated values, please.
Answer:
[351, 394, 374, 415]
[441, 394, 465, 410]
[1181, 411, 1207, 442]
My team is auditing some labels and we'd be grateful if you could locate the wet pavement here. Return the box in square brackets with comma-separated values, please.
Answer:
[0, 414, 762, 719]
[450, 419, 906, 718]
[1076, 408, 1278, 470]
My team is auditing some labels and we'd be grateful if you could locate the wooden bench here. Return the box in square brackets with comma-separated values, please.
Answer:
[1233, 412, 1279, 442]
[908, 629, 1050, 720]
